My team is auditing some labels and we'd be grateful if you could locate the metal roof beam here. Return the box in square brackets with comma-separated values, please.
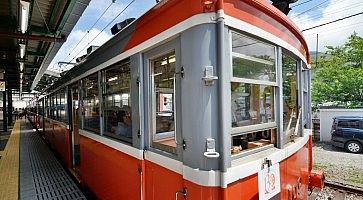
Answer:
[48, 0, 64, 30]
[56, 0, 79, 32]
[31, 0, 90, 91]
[0, 32, 66, 42]
[29, 25, 54, 35]
[27, 51, 45, 57]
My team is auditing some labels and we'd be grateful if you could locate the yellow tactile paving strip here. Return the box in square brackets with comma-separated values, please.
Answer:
[0, 120, 20, 200]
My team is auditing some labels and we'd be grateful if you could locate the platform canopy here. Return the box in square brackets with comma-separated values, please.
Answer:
[0, 0, 90, 94]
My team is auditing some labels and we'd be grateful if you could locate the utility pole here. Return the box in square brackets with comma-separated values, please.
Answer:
[315, 34, 319, 68]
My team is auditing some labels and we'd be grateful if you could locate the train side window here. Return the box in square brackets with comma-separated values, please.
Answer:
[52, 94, 57, 120]
[282, 54, 299, 144]
[44, 97, 48, 118]
[230, 31, 277, 155]
[151, 52, 177, 154]
[82, 73, 100, 134]
[59, 88, 67, 123]
[55, 92, 60, 120]
[47, 96, 50, 118]
[102, 60, 132, 143]
[302, 70, 309, 127]
[48, 96, 52, 118]
[232, 32, 276, 82]
[39, 100, 43, 117]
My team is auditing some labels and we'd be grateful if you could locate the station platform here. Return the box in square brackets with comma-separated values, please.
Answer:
[0, 119, 87, 200]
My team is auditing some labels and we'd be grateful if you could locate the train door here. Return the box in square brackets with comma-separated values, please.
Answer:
[143, 41, 184, 200]
[70, 83, 81, 177]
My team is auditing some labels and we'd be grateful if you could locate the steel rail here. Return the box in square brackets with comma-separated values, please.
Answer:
[325, 180, 363, 196]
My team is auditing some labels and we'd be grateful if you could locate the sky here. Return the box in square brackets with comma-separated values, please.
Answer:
[47, 0, 363, 72]
[48, 0, 156, 72]
[289, 0, 363, 52]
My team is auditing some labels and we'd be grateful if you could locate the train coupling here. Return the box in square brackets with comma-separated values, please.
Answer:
[309, 169, 325, 189]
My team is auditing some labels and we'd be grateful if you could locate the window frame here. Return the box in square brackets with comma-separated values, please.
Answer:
[281, 52, 303, 143]
[81, 72, 101, 134]
[58, 88, 67, 124]
[143, 38, 182, 159]
[231, 31, 278, 85]
[230, 30, 279, 136]
[150, 51, 177, 153]
[101, 59, 133, 144]
[229, 30, 283, 157]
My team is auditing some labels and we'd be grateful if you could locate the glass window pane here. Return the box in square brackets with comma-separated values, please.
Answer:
[52, 94, 57, 120]
[338, 120, 359, 129]
[103, 61, 132, 143]
[232, 32, 276, 82]
[45, 97, 48, 117]
[231, 129, 276, 155]
[303, 91, 308, 126]
[59, 89, 66, 123]
[231, 83, 274, 127]
[302, 70, 309, 91]
[282, 54, 299, 143]
[152, 52, 176, 154]
[48, 97, 51, 118]
[82, 73, 100, 133]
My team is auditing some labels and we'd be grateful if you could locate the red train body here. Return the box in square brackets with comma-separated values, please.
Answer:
[28, 0, 324, 199]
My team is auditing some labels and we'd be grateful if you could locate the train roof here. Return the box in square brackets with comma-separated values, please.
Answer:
[46, 0, 309, 94]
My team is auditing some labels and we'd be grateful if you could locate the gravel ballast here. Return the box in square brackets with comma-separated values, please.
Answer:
[309, 142, 363, 199]
[313, 142, 363, 188]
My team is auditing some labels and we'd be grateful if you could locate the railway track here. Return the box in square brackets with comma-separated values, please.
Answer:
[309, 180, 363, 200]
[325, 181, 363, 196]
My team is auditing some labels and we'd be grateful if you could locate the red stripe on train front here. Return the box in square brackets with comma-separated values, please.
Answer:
[123, 0, 215, 51]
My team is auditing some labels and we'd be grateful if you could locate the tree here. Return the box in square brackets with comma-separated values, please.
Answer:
[312, 33, 363, 108]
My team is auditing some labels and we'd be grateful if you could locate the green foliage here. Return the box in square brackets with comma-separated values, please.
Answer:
[312, 33, 363, 108]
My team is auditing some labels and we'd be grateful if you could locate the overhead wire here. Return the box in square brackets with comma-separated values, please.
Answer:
[291, 0, 314, 8]
[302, 11, 363, 31]
[68, 0, 137, 63]
[61, 2, 114, 64]
[294, 2, 363, 24]
[292, 0, 330, 17]
[304, 20, 363, 38]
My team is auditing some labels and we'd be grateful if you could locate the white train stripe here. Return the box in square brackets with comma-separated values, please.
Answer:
[79, 129, 143, 160]
[79, 128, 310, 188]
[144, 151, 183, 174]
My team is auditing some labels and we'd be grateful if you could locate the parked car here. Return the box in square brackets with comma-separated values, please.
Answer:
[331, 116, 363, 153]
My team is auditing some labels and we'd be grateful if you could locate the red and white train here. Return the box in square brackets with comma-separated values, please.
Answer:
[28, 0, 324, 199]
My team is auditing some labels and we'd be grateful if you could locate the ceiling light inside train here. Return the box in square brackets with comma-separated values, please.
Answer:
[19, 44, 26, 59]
[114, 95, 121, 101]
[20, 62, 24, 72]
[161, 57, 175, 66]
[20, 0, 30, 33]
[108, 77, 118, 82]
